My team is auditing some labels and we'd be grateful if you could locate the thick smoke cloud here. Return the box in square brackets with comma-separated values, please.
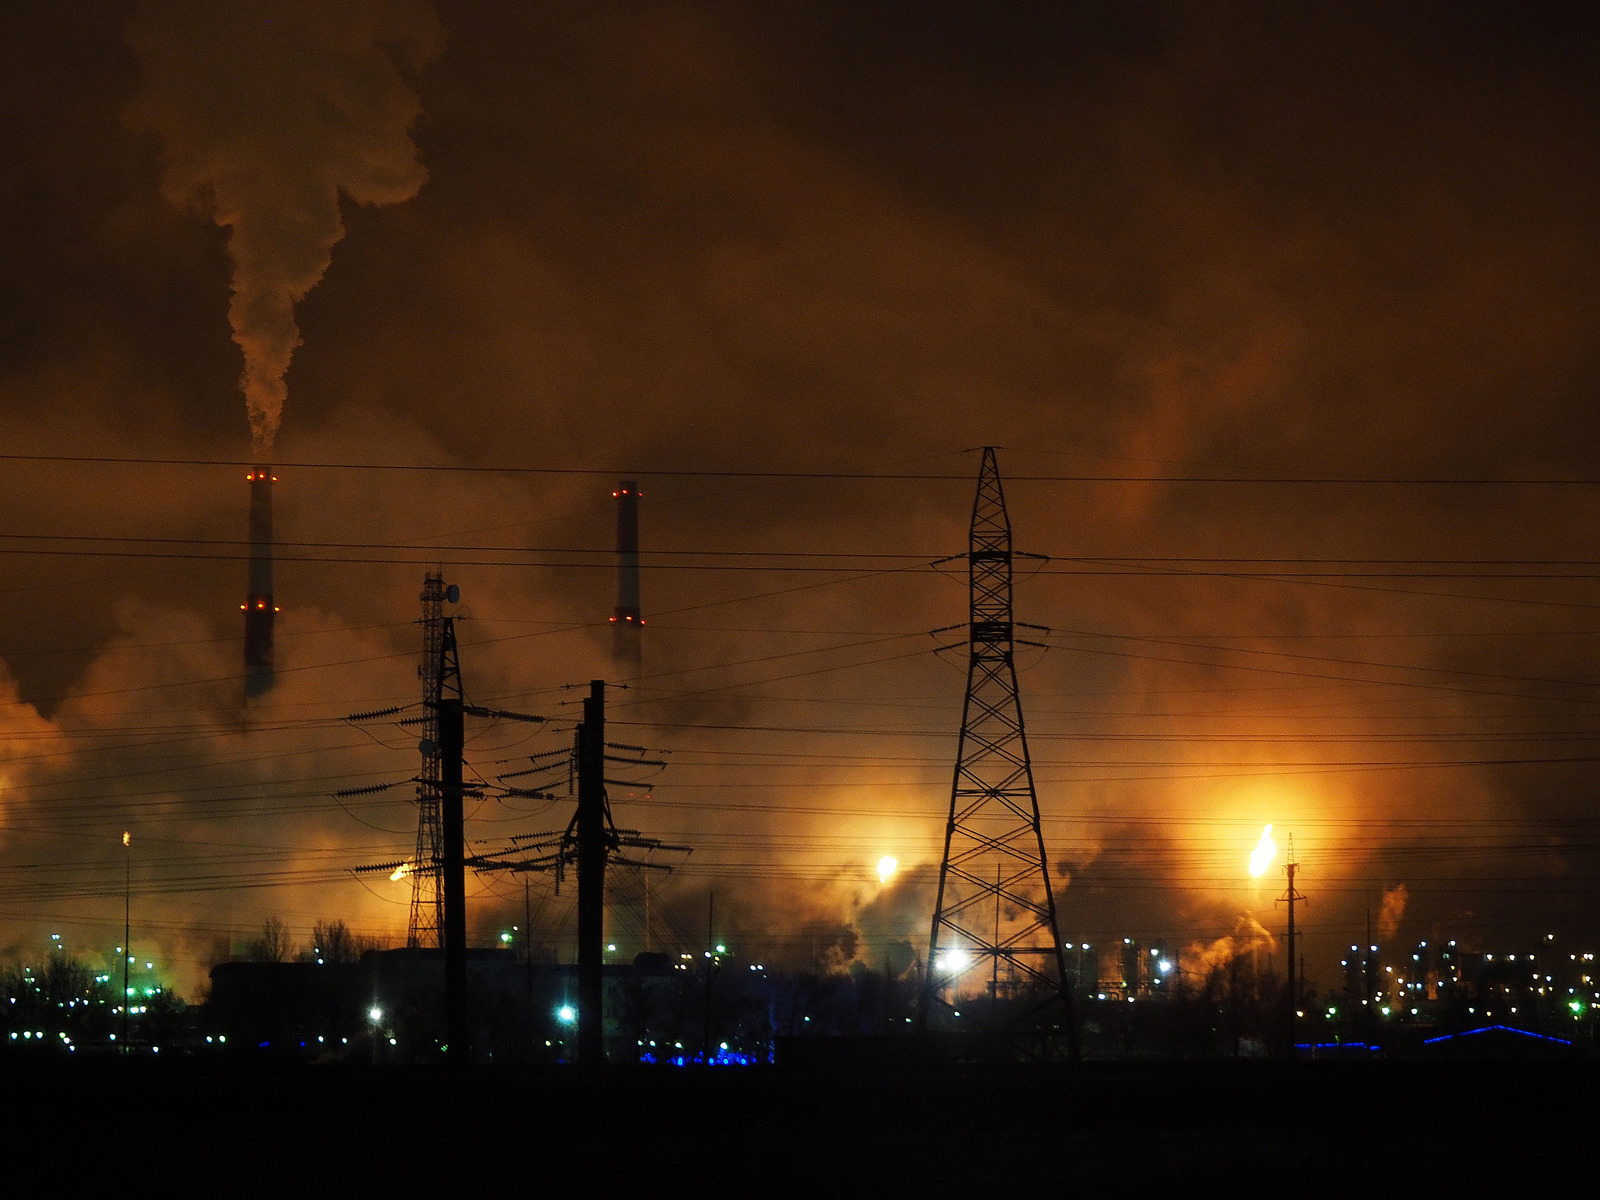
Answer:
[4, 2, 1600, 998]
[124, 0, 440, 454]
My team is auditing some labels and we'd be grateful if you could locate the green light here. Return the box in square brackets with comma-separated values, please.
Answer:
[1570, 1000, 1585, 1014]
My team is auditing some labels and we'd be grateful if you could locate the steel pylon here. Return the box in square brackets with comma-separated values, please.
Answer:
[407, 573, 448, 948]
[920, 448, 1071, 1051]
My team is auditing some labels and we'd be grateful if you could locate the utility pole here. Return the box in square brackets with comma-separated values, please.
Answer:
[1277, 840, 1305, 1058]
[459, 690, 684, 1064]
[577, 679, 606, 1065]
[524, 875, 534, 1049]
[1365, 907, 1375, 1047]
[703, 890, 715, 1063]
[438, 615, 467, 1061]
[990, 864, 1001, 1026]
[348, 579, 550, 1061]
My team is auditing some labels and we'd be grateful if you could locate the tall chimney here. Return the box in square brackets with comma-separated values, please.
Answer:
[243, 466, 277, 697]
[611, 480, 642, 668]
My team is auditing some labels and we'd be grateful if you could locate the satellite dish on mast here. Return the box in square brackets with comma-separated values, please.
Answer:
[445, 584, 460, 604]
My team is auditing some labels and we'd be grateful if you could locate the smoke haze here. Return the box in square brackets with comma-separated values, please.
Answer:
[2, 2, 1600, 996]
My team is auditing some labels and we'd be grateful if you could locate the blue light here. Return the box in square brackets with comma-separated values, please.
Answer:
[636, 1046, 770, 1067]
[1422, 1024, 1572, 1046]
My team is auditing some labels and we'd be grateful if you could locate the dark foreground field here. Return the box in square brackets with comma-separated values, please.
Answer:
[6, 1058, 1590, 1186]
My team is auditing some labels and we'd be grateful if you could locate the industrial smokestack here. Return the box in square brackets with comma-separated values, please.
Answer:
[243, 466, 277, 697]
[611, 480, 642, 668]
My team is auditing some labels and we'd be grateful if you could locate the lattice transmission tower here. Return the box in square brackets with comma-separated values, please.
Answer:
[407, 572, 449, 948]
[920, 448, 1071, 1050]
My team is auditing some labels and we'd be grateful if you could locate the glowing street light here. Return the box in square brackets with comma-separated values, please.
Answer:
[1249, 824, 1277, 877]
[121, 830, 131, 1054]
[877, 856, 899, 884]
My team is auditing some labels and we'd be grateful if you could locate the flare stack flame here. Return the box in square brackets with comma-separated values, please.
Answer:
[243, 467, 277, 697]
[1249, 823, 1277, 877]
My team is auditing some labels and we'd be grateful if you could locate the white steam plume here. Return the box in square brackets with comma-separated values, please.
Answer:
[1377, 883, 1409, 941]
[125, 1, 441, 454]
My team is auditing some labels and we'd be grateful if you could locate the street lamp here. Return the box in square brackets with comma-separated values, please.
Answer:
[121, 831, 131, 1054]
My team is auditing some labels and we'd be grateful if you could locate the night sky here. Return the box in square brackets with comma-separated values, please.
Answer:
[4, 0, 1600, 997]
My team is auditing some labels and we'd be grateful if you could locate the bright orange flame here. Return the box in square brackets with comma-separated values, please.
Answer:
[876, 855, 898, 883]
[390, 863, 411, 882]
[1249, 824, 1276, 877]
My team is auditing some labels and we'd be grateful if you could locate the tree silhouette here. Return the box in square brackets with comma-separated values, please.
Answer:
[247, 917, 294, 963]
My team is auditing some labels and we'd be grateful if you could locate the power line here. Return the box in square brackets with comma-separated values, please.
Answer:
[6, 452, 1600, 485]
[10, 534, 1600, 578]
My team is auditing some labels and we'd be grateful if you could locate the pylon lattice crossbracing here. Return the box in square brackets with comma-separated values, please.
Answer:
[921, 448, 1070, 1047]
[407, 573, 447, 948]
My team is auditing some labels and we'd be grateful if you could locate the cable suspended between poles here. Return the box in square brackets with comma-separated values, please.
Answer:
[919, 446, 1074, 1060]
